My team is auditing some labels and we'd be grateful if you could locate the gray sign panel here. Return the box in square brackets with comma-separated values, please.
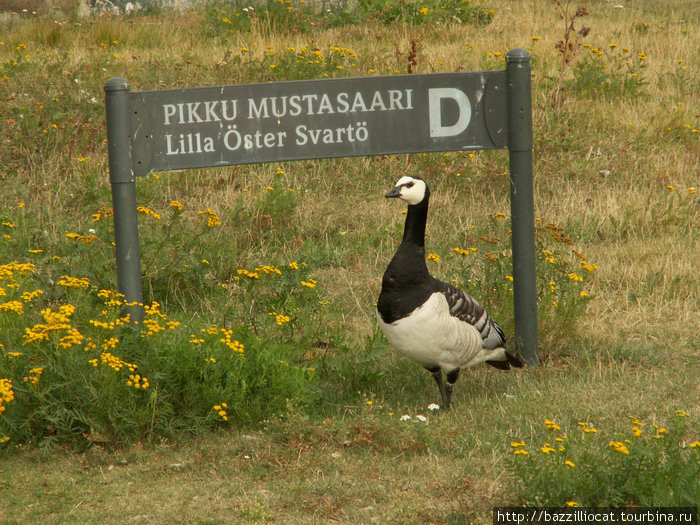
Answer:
[128, 71, 508, 176]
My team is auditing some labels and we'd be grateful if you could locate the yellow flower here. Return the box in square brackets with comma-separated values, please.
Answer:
[510, 441, 526, 448]
[301, 279, 317, 288]
[545, 419, 561, 431]
[609, 441, 630, 455]
[427, 253, 440, 262]
[199, 209, 221, 227]
[137, 206, 161, 220]
[513, 449, 529, 455]
[564, 460, 575, 467]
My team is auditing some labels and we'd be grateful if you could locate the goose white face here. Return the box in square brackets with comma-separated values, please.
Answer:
[386, 176, 427, 206]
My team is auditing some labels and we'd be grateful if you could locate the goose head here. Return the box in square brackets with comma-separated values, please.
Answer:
[385, 176, 429, 206]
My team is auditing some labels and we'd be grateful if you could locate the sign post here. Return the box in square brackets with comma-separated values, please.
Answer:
[506, 49, 538, 367]
[104, 48, 538, 365]
[105, 77, 144, 324]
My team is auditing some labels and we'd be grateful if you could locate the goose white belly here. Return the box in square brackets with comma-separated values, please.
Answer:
[377, 292, 486, 371]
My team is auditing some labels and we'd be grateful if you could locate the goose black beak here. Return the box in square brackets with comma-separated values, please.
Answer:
[385, 186, 401, 198]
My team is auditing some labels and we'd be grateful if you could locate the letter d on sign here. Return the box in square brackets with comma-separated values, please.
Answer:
[428, 88, 471, 138]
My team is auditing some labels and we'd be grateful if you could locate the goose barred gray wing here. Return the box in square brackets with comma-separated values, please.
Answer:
[434, 279, 505, 350]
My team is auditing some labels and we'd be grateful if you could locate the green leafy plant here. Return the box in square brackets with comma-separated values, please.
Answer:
[568, 44, 647, 100]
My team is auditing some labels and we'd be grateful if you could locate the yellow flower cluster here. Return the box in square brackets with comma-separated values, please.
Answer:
[269, 312, 291, 326]
[609, 441, 630, 455]
[0, 261, 36, 280]
[453, 247, 478, 255]
[510, 441, 528, 455]
[88, 352, 137, 372]
[214, 402, 229, 421]
[237, 268, 260, 279]
[511, 419, 575, 465]
[97, 288, 125, 306]
[198, 208, 221, 227]
[301, 278, 317, 288]
[56, 275, 90, 288]
[66, 232, 98, 244]
[59, 327, 85, 349]
[89, 317, 129, 331]
[169, 200, 183, 211]
[23, 305, 79, 346]
[137, 206, 161, 220]
[427, 253, 440, 262]
[545, 419, 561, 431]
[91, 207, 113, 223]
[0, 378, 15, 414]
[101, 337, 119, 351]
[127, 374, 149, 389]
[578, 421, 598, 433]
[23, 367, 43, 385]
[21, 289, 43, 302]
[256, 265, 282, 275]
[0, 300, 24, 314]
[219, 328, 244, 353]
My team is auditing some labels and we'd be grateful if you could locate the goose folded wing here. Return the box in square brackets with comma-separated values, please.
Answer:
[433, 279, 506, 348]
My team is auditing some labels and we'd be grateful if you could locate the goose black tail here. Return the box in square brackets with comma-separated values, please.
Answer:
[486, 350, 524, 370]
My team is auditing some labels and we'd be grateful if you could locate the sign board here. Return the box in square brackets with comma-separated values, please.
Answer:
[105, 48, 538, 365]
[128, 72, 508, 175]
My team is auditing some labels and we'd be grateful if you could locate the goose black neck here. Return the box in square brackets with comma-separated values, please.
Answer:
[402, 197, 429, 247]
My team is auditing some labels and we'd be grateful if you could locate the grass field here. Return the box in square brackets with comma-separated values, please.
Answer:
[0, 0, 698, 522]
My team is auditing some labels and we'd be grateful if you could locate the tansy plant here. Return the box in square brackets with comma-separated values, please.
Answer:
[0, 199, 319, 448]
[505, 412, 698, 506]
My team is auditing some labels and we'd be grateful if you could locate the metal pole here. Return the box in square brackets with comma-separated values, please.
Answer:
[505, 49, 538, 367]
[104, 77, 144, 324]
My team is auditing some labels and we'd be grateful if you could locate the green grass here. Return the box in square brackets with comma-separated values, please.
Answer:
[0, 0, 698, 522]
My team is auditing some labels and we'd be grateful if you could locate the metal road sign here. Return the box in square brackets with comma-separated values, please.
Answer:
[128, 71, 509, 176]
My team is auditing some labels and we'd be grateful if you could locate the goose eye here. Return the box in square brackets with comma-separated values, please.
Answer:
[405, 181, 414, 189]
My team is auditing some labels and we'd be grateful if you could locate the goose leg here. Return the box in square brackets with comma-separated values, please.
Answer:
[428, 366, 452, 410]
[428, 367, 449, 409]
[444, 369, 461, 409]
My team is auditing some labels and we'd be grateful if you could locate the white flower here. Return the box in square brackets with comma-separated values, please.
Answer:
[400, 415, 411, 421]
[416, 415, 427, 422]
[427, 403, 440, 411]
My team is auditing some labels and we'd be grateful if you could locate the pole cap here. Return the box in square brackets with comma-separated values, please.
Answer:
[506, 48, 531, 63]
[104, 77, 129, 92]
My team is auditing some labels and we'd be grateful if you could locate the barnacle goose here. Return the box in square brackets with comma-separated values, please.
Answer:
[377, 175, 523, 409]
